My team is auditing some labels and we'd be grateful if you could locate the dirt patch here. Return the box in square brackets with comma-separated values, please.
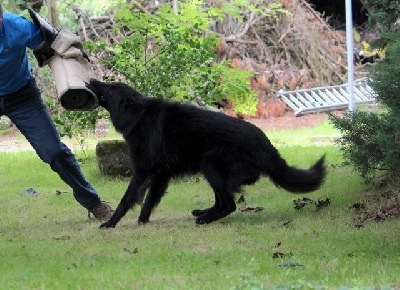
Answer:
[0, 128, 33, 152]
[247, 112, 329, 131]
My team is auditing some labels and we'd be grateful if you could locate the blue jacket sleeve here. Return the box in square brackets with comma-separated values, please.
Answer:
[11, 14, 45, 50]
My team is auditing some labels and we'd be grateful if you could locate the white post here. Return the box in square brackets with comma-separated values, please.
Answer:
[345, 0, 355, 112]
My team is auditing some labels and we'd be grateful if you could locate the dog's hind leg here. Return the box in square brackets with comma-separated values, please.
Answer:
[195, 160, 262, 224]
[191, 192, 220, 217]
[195, 188, 236, 224]
[138, 173, 170, 224]
[195, 164, 237, 224]
[100, 171, 150, 229]
[192, 156, 224, 218]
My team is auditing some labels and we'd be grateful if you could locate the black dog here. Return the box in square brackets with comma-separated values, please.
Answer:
[86, 79, 326, 228]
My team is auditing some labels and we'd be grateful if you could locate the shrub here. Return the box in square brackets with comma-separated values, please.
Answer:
[330, 31, 400, 181]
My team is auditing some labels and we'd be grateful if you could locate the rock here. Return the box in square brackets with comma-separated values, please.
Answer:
[96, 140, 132, 177]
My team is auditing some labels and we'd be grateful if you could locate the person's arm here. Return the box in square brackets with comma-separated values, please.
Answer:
[27, 9, 58, 66]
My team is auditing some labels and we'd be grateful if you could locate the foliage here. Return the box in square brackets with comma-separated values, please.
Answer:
[330, 111, 390, 181]
[211, 62, 256, 113]
[2, 0, 117, 30]
[56, 0, 118, 30]
[330, 30, 400, 181]
[0, 0, 17, 13]
[361, 0, 400, 33]
[46, 96, 105, 153]
[88, 1, 279, 114]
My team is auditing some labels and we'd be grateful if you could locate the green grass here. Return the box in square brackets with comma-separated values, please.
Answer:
[267, 119, 339, 147]
[1, 121, 399, 289]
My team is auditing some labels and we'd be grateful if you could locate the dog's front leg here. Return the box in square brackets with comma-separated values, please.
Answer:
[138, 173, 170, 224]
[100, 171, 149, 229]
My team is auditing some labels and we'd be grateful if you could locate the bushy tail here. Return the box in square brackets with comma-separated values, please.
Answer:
[266, 154, 326, 193]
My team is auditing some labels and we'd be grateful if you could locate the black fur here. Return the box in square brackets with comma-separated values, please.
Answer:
[86, 79, 326, 228]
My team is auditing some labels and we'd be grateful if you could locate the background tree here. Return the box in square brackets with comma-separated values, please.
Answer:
[45, 0, 61, 28]
[361, 0, 400, 33]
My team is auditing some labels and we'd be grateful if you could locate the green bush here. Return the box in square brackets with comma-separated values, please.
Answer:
[87, 1, 289, 115]
[330, 31, 400, 181]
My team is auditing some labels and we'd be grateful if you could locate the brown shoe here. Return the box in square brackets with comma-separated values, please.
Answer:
[89, 201, 114, 220]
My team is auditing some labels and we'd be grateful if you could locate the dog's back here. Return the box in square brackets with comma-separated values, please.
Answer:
[134, 101, 277, 176]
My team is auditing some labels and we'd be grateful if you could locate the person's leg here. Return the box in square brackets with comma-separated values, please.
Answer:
[49, 144, 101, 209]
[4, 78, 112, 217]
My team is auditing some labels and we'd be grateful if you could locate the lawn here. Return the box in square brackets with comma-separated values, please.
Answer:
[0, 120, 399, 289]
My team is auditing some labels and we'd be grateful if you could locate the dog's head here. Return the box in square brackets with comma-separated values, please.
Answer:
[85, 78, 143, 111]
[85, 79, 146, 133]
[84, 79, 106, 107]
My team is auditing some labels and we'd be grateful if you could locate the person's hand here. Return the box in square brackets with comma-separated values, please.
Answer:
[29, 8, 59, 66]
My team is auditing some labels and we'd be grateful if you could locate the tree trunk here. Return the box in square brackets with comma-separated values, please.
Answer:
[172, 0, 178, 14]
[45, 0, 61, 28]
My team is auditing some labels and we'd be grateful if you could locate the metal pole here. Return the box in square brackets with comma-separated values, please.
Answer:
[345, 0, 355, 112]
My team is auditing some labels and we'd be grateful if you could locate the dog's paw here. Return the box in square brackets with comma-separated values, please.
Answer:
[138, 216, 149, 224]
[195, 215, 214, 225]
[192, 207, 216, 217]
[99, 221, 116, 229]
[191, 209, 205, 217]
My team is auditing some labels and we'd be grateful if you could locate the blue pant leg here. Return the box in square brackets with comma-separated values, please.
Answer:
[4, 78, 101, 210]
[49, 144, 101, 209]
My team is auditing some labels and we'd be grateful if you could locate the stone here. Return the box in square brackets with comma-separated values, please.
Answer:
[96, 140, 132, 177]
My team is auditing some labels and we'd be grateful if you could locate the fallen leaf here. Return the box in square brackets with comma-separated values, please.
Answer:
[350, 203, 366, 210]
[56, 190, 68, 195]
[279, 261, 306, 268]
[293, 197, 313, 210]
[315, 197, 332, 210]
[283, 220, 292, 227]
[272, 251, 292, 259]
[240, 206, 264, 212]
[123, 247, 139, 254]
[53, 235, 71, 241]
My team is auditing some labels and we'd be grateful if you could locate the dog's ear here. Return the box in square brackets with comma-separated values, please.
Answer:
[111, 98, 144, 133]
[119, 98, 143, 113]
